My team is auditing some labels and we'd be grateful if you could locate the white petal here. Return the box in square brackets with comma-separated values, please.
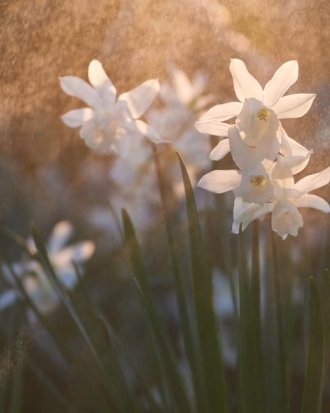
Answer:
[125, 120, 164, 144]
[272, 151, 311, 179]
[198, 102, 242, 122]
[295, 194, 330, 213]
[232, 197, 272, 233]
[295, 166, 330, 194]
[88, 60, 117, 105]
[271, 200, 303, 239]
[79, 119, 108, 153]
[0, 290, 17, 310]
[61, 108, 94, 128]
[48, 221, 74, 254]
[171, 67, 194, 104]
[54, 241, 95, 267]
[234, 170, 274, 204]
[263, 60, 298, 107]
[228, 126, 274, 171]
[119, 79, 160, 119]
[210, 139, 230, 161]
[272, 94, 316, 119]
[111, 129, 131, 157]
[59, 76, 101, 108]
[280, 131, 311, 157]
[58, 270, 78, 289]
[194, 119, 230, 137]
[278, 130, 312, 174]
[198, 170, 241, 194]
[229, 59, 263, 102]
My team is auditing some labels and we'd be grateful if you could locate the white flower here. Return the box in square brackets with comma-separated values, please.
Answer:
[147, 65, 213, 144]
[232, 167, 330, 239]
[195, 59, 315, 139]
[160, 65, 213, 111]
[60, 60, 161, 155]
[197, 164, 274, 205]
[271, 200, 303, 239]
[146, 65, 213, 189]
[0, 221, 95, 314]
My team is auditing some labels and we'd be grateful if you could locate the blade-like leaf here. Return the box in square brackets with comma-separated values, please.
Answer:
[238, 228, 264, 413]
[301, 277, 324, 413]
[122, 209, 191, 413]
[30, 225, 124, 412]
[152, 144, 206, 413]
[177, 153, 228, 413]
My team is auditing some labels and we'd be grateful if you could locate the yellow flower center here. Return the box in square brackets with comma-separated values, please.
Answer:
[257, 108, 269, 121]
[250, 175, 266, 186]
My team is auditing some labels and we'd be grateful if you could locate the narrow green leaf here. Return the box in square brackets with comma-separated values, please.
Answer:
[152, 143, 206, 413]
[1, 253, 117, 412]
[25, 357, 74, 411]
[8, 356, 24, 413]
[238, 229, 264, 413]
[321, 270, 330, 369]
[177, 153, 228, 413]
[270, 228, 290, 413]
[30, 225, 125, 412]
[301, 277, 324, 413]
[122, 208, 191, 413]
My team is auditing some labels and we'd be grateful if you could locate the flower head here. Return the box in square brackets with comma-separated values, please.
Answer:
[60, 60, 161, 155]
[195, 59, 316, 151]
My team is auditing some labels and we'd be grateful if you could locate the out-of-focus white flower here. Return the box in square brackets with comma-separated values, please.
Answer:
[0, 221, 95, 314]
[160, 65, 214, 111]
[60, 60, 161, 155]
[147, 65, 213, 179]
[147, 65, 213, 144]
[195, 59, 315, 139]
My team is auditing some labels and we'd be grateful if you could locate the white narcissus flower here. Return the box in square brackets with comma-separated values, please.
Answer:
[146, 65, 214, 192]
[232, 167, 330, 239]
[197, 165, 274, 205]
[195, 59, 315, 141]
[147, 65, 213, 145]
[60, 60, 161, 155]
[160, 65, 214, 112]
[0, 221, 95, 315]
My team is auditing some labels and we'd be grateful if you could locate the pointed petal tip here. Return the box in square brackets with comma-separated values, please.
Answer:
[89, 58, 101, 65]
[194, 121, 208, 134]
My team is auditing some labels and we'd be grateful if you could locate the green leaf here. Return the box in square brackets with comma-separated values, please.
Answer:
[122, 208, 191, 413]
[177, 153, 228, 413]
[237, 230, 251, 413]
[25, 357, 74, 412]
[30, 225, 126, 412]
[238, 229, 264, 413]
[301, 277, 324, 413]
[269, 228, 290, 413]
[152, 143, 206, 413]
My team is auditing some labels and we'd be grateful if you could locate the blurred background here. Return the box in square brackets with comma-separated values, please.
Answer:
[0, 0, 329, 411]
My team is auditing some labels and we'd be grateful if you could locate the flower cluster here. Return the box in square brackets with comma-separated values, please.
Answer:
[197, 59, 330, 239]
